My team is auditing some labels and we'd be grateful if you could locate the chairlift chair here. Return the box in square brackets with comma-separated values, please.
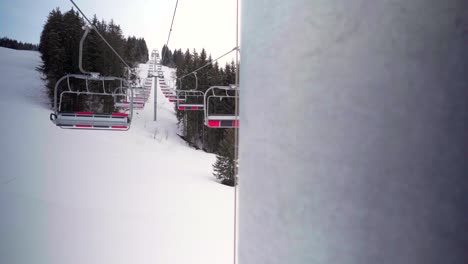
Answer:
[132, 86, 149, 95]
[137, 89, 151, 95]
[131, 95, 148, 102]
[175, 72, 204, 111]
[114, 86, 144, 110]
[176, 90, 204, 111]
[133, 92, 150, 101]
[204, 86, 239, 128]
[115, 101, 144, 110]
[50, 74, 134, 130]
[162, 89, 175, 94]
[133, 86, 149, 94]
[116, 103, 144, 109]
[49, 26, 134, 131]
[168, 93, 185, 103]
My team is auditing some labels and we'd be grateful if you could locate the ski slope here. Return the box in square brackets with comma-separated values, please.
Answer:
[0, 47, 234, 264]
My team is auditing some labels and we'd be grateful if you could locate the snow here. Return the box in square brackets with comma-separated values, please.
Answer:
[0, 47, 234, 264]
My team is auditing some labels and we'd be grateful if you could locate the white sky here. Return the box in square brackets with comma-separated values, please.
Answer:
[69, 0, 239, 65]
[0, 0, 240, 65]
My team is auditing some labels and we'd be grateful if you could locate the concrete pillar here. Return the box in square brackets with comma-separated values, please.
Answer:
[239, 1, 468, 263]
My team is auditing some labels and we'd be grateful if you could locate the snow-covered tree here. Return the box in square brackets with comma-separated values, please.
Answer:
[213, 129, 237, 186]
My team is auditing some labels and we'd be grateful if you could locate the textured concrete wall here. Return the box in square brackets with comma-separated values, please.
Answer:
[239, 1, 467, 263]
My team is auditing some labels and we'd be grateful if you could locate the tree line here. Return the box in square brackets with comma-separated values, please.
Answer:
[163, 45, 238, 186]
[37, 8, 149, 110]
[0, 37, 39, 51]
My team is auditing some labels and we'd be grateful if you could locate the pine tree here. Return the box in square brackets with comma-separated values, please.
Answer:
[0, 37, 38, 50]
[62, 9, 84, 74]
[38, 8, 65, 105]
[161, 45, 173, 66]
[212, 129, 237, 186]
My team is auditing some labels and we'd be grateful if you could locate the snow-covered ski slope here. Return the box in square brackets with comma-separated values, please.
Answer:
[0, 47, 234, 264]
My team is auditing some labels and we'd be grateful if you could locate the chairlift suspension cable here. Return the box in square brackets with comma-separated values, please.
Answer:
[161, 0, 179, 65]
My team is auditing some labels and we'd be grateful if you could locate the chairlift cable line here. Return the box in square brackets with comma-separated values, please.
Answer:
[161, 0, 179, 65]
[233, 0, 240, 263]
[69, 0, 131, 70]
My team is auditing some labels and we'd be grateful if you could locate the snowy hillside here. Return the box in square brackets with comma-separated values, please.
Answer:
[0, 47, 234, 264]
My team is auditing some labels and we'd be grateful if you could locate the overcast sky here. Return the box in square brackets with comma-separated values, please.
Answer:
[0, 0, 239, 64]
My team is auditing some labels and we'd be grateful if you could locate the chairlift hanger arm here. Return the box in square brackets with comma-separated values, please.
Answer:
[78, 27, 92, 75]
[66, 76, 72, 91]
[193, 72, 198, 90]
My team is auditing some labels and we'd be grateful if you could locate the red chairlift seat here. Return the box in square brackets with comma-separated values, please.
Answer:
[204, 86, 239, 128]
[51, 112, 130, 130]
[176, 90, 204, 111]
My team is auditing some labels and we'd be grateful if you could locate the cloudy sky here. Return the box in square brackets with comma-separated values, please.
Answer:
[0, 0, 239, 64]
